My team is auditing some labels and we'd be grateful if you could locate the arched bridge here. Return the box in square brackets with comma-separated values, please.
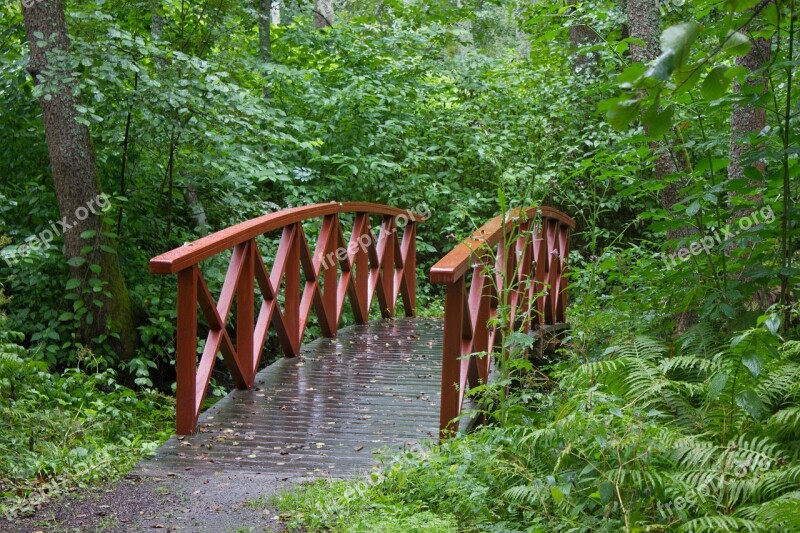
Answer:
[145, 202, 574, 477]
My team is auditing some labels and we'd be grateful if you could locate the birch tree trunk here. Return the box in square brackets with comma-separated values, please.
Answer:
[315, 0, 334, 28]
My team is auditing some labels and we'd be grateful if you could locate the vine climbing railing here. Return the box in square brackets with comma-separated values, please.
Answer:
[151, 202, 421, 435]
[430, 207, 575, 439]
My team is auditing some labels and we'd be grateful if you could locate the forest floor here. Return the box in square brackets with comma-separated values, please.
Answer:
[0, 471, 297, 532]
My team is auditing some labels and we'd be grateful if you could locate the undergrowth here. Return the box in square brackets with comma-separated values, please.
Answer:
[0, 291, 173, 517]
[274, 315, 800, 532]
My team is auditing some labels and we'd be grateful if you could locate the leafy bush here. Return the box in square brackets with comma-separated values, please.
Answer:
[0, 304, 173, 517]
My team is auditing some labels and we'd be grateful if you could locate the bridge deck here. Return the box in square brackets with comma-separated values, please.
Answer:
[140, 318, 443, 479]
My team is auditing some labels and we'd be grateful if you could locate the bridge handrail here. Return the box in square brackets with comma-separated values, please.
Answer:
[430, 207, 575, 284]
[430, 206, 575, 439]
[151, 202, 418, 274]
[151, 202, 423, 435]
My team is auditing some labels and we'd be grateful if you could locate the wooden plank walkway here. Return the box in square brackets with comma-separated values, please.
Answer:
[139, 318, 443, 479]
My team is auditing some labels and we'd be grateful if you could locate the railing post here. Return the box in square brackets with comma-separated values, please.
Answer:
[440, 276, 465, 440]
[176, 265, 198, 435]
[321, 215, 338, 336]
[381, 215, 395, 317]
[237, 240, 255, 386]
[353, 213, 369, 324]
[405, 221, 417, 316]
[285, 223, 301, 355]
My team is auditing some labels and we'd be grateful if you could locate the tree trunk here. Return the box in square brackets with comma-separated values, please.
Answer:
[258, 0, 272, 60]
[627, 0, 688, 240]
[514, 0, 531, 59]
[728, 33, 770, 207]
[272, 1, 281, 26]
[151, 0, 164, 41]
[182, 179, 210, 237]
[567, 0, 599, 74]
[22, 0, 138, 359]
[314, 0, 334, 28]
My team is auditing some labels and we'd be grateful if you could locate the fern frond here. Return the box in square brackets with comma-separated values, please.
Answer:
[754, 465, 800, 502]
[677, 515, 760, 532]
[736, 490, 800, 529]
[770, 407, 800, 438]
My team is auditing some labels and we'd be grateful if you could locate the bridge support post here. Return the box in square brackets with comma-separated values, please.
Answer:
[238, 240, 255, 386]
[176, 266, 198, 435]
[439, 277, 465, 440]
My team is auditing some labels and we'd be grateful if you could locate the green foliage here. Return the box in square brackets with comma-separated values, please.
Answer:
[0, 0, 798, 528]
[277, 319, 800, 531]
[0, 292, 173, 517]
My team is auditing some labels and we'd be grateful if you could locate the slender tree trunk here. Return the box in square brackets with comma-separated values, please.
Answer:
[514, 0, 531, 59]
[455, 0, 473, 54]
[567, 0, 599, 74]
[728, 30, 770, 207]
[257, 0, 272, 60]
[314, 0, 334, 28]
[627, 0, 689, 240]
[151, 0, 164, 41]
[272, 0, 281, 25]
[22, 0, 138, 358]
[181, 176, 210, 237]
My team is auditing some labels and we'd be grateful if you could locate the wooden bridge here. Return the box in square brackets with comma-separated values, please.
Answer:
[145, 202, 574, 477]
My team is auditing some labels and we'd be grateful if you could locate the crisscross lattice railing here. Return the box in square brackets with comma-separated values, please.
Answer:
[430, 207, 575, 439]
[151, 202, 421, 434]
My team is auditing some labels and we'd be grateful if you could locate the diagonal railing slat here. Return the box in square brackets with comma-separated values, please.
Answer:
[431, 207, 575, 439]
[151, 202, 424, 435]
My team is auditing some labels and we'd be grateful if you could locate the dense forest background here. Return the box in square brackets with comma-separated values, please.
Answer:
[1, 0, 799, 530]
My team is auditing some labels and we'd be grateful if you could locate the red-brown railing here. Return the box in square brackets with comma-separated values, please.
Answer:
[150, 202, 421, 435]
[430, 207, 576, 438]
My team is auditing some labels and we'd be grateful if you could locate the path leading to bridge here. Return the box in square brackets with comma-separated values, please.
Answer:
[98, 318, 444, 531]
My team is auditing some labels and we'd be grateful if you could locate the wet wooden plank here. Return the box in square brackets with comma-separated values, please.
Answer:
[139, 318, 443, 478]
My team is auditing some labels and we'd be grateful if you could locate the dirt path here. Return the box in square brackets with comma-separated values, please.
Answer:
[1, 471, 299, 532]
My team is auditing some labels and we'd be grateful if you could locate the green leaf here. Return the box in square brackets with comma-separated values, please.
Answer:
[79, 230, 97, 239]
[686, 201, 701, 216]
[645, 50, 676, 81]
[617, 63, 646, 87]
[765, 316, 781, 335]
[599, 481, 615, 504]
[742, 353, 764, 378]
[735, 389, 764, 419]
[700, 66, 731, 100]
[65, 279, 81, 290]
[550, 486, 564, 504]
[674, 65, 702, 95]
[722, 31, 752, 57]
[643, 104, 674, 139]
[601, 97, 641, 130]
[708, 372, 728, 401]
[66, 256, 86, 267]
[660, 22, 701, 69]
